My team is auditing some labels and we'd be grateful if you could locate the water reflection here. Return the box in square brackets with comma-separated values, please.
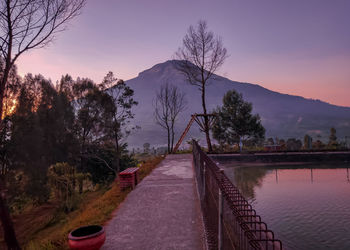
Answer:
[222, 163, 350, 250]
[231, 164, 350, 200]
[233, 166, 269, 200]
[275, 169, 278, 183]
[310, 168, 313, 183]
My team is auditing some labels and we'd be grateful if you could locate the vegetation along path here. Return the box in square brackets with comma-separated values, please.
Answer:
[103, 154, 205, 250]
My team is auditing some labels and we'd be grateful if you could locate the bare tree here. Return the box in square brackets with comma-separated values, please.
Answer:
[169, 83, 186, 150]
[175, 20, 227, 152]
[154, 82, 186, 153]
[154, 83, 171, 153]
[0, 1, 85, 249]
[0, 0, 86, 120]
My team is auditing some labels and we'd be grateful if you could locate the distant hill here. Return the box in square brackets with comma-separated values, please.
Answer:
[124, 60, 350, 148]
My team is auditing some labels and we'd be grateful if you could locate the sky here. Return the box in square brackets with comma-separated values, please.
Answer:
[17, 0, 350, 107]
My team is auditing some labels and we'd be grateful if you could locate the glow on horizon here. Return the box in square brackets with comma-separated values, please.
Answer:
[16, 0, 350, 107]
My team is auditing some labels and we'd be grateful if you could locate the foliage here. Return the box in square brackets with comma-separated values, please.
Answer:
[8, 75, 79, 203]
[212, 143, 238, 153]
[328, 127, 338, 148]
[48, 163, 90, 212]
[212, 90, 265, 147]
[84, 143, 137, 185]
[0, 68, 138, 248]
[278, 139, 287, 150]
[286, 138, 302, 151]
[143, 143, 151, 154]
[98, 72, 138, 172]
[303, 134, 313, 149]
[266, 138, 274, 145]
[312, 140, 325, 150]
[25, 156, 164, 249]
[5, 170, 31, 213]
[0, 0, 86, 120]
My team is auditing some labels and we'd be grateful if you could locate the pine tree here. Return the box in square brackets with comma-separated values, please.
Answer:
[212, 90, 265, 148]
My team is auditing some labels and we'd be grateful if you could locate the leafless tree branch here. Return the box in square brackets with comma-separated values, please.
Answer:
[0, 1, 86, 248]
[174, 20, 227, 152]
[154, 82, 187, 152]
[0, 0, 86, 117]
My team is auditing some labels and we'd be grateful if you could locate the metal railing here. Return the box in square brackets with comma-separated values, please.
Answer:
[192, 141, 282, 250]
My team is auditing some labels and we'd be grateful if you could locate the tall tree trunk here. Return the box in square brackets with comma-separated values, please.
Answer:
[0, 18, 19, 245]
[72, 169, 76, 193]
[0, 74, 7, 121]
[80, 130, 88, 173]
[0, 63, 12, 121]
[80, 140, 85, 173]
[170, 124, 175, 152]
[1, 0, 13, 121]
[167, 125, 170, 153]
[171, 129, 175, 151]
[0, 179, 21, 250]
[115, 133, 120, 173]
[201, 84, 212, 152]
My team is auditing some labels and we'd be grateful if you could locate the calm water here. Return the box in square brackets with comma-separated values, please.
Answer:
[220, 163, 350, 250]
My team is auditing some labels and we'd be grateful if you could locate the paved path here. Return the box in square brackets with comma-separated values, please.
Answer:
[103, 154, 205, 250]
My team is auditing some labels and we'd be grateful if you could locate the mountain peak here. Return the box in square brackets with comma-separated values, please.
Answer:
[125, 60, 350, 147]
[137, 60, 181, 79]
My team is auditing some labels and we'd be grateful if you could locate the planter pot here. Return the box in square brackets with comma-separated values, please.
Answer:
[68, 225, 106, 250]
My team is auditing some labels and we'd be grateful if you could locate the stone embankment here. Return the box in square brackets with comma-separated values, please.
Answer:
[211, 151, 350, 163]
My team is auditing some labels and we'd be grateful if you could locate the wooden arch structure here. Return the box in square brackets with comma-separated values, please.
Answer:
[172, 113, 216, 153]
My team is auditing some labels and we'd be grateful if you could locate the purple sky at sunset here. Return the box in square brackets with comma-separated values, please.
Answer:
[16, 0, 350, 106]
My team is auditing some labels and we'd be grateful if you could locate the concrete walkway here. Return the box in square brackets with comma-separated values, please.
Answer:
[102, 154, 205, 250]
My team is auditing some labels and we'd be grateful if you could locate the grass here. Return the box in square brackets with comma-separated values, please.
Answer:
[24, 156, 164, 250]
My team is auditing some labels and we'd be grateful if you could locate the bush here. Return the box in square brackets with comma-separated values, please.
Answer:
[48, 162, 88, 212]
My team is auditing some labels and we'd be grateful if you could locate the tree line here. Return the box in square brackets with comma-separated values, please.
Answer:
[0, 1, 87, 248]
[1, 63, 138, 196]
[0, 61, 138, 248]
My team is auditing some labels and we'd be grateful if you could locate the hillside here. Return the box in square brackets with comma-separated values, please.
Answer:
[125, 60, 350, 148]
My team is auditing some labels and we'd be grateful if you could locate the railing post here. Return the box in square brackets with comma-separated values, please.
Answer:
[218, 169, 224, 250]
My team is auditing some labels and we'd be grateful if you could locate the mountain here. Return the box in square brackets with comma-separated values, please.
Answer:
[124, 60, 350, 148]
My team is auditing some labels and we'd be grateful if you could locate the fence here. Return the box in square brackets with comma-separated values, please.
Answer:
[192, 141, 282, 250]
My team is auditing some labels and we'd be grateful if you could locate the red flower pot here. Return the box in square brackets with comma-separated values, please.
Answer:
[68, 225, 106, 250]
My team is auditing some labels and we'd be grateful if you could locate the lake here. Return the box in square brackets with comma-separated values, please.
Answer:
[219, 162, 350, 250]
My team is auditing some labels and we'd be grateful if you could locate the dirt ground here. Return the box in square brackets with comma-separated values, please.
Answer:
[0, 202, 59, 248]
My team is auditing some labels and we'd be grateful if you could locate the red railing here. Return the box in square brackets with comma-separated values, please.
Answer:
[192, 140, 282, 250]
